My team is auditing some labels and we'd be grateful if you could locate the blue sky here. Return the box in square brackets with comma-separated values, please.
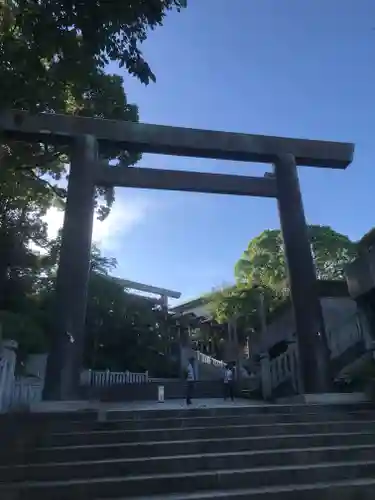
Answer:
[98, 0, 375, 304]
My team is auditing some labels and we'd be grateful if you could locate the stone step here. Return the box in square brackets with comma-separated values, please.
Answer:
[1, 402, 373, 430]
[37, 420, 375, 447]
[1, 444, 375, 483]
[18, 431, 375, 464]
[126, 477, 375, 500]
[2, 460, 375, 499]
[104, 402, 375, 420]
[40, 409, 375, 433]
[0, 409, 98, 426]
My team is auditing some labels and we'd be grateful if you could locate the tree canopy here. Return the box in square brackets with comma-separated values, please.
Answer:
[0, 0, 186, 308]
[0, 0, 186, 242]
[0, 0, 187, 374]
[235, 225, 357, 290]
[0, 238, 186, 376]
[209, 225, 358, 342]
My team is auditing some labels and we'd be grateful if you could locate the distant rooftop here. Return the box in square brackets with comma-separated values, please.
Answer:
[170, 295, 210, 314]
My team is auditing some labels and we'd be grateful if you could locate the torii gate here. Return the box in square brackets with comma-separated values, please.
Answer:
[0, 110, 354, 399]
[109, 276, 181, 308]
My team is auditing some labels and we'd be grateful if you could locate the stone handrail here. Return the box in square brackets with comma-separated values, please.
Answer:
[261, 343, 299, 400]
[10, 378, 43, 409]
[260, 310, 368, 400]
[195, 351, 226, 369]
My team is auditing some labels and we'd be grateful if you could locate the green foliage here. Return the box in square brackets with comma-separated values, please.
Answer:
[309, 225, 357, 280]
[1, 0, 186, 97]
[235, 229, 286, 291]
[0, 310, 46, 354]
[207, 284, 279, 346]
[0, 240, 185, 375]
[83, 271, 184, 374]
[235, 225, 356, 290]
[0, 0, 186, 300]
[0, 0, 187, 372]
[211, 225, 357, 344]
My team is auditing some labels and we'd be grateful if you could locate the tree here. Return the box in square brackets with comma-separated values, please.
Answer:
[235, 230, 286, 292]
[0, 0, 186, 309]
[1, 1, 187, 98]
[0, 0, 187, 246]
[0, 1, 188, 376]
[235, 225, 357, 292]
[2, 237, 180, 375]
[83, 273, 183, 375]
[208, 283, 279, 346]
[209, 225, 357, 353]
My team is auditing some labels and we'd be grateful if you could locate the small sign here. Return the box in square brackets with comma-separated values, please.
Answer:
[158, 385, 164, 403]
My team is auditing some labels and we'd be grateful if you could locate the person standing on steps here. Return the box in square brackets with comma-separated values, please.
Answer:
[186, 356, 196, 405]
[223, 362, 235, 402]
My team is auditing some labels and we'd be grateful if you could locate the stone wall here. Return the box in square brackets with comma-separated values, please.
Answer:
[251, 295, 368, 359]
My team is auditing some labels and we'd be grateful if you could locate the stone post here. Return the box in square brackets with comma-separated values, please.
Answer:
[0, 340, 18, 410]
[260, 352, 272, 400]
[179, 324, 192, 378]
[274, 153, 332, 394]
[43, 135, 97, 400]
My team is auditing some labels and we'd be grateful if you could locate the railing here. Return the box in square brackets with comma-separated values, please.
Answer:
[80, 369, 149, 387]
[270, 343, 299, 391]
[0, 341, 44, 412]
[10, 378, 43, 408]
[0, 342, 17, 412]
[195, 351, 226, 369]
[260, 310, 369, 400]
[261, 343, 299, 400]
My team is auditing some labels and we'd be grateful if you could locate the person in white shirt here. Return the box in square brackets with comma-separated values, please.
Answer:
[223, 363, 234, 401]
[186, 357, 195, 405]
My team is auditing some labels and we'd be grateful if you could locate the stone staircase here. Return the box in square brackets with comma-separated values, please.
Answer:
[2, 402, 375, 498]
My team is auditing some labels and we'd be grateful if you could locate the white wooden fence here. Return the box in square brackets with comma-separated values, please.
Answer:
[0, 339, 151, 412]
[80, 369, 149, 387]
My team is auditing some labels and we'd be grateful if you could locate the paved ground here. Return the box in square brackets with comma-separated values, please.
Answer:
[30, 398, 264, 413]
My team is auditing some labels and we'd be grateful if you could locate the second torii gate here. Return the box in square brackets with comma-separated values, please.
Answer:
[109, 276, 181, 309]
